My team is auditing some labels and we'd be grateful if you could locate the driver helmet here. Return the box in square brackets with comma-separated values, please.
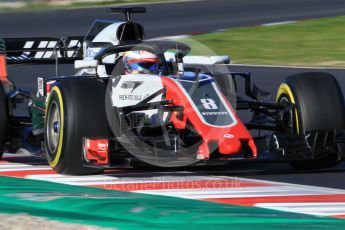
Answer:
[123, 50, 162, 75]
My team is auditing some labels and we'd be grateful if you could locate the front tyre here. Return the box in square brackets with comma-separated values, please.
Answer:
[0, 82, 8, 159]
[44, 78, 111, 175]
[276, 72, 345, 170]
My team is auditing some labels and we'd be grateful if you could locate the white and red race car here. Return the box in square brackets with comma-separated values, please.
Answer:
[1, 7, 345, 174]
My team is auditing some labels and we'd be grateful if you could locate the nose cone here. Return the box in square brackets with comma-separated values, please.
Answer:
[218, 137, 242, 155]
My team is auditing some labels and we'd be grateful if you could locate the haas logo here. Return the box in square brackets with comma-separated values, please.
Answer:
[97, 143, 108, 153]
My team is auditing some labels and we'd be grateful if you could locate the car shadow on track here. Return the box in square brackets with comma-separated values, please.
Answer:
[2, 153, 345, 188]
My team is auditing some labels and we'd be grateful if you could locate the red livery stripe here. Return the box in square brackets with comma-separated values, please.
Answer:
[204, 194, 345, 206]
[0, 170, 56, 177]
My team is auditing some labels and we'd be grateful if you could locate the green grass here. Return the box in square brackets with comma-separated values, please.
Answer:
[192, 16, 345, 67]
[0, 0, 180, 13]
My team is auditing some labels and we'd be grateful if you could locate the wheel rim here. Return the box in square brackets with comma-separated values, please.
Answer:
[278, 94, 298, 134]
[46, 101, 61, 154]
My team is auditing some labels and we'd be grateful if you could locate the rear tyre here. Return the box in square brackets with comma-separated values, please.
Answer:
[276, 72, 345, 170]
[44, 78, 111, 175]
[0, 82, 8, 159]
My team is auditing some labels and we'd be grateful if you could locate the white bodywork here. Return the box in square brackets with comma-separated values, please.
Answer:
[92, 22, 124, 45]
[84, 22, 125, 60]
[73, 19, 231, 122]
[75, 20, 230, 76]
[164, 52, 230, 65]
[111, 74, 165, 120]
[76, 21, 127, 76]
[112, 74, 163, 108]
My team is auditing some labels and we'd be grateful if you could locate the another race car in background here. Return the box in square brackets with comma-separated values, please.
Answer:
[0, 7, 345, 175]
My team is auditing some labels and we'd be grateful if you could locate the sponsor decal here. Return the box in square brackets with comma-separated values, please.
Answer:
[201, 111, 228, 116]
[200, 98, 218, 110]
[119, 94, 142, 101]
[37, 78, 45, 97]
[6, 40, 81, 61]
[121, 81, 143, 93]
[224, 134, 235, 139]
[97, 142, 108, 153]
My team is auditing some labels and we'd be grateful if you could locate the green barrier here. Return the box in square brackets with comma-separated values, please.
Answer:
[0, 176, 344, 229]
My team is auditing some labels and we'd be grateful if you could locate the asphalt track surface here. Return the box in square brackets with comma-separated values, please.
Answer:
[2, 0, 345, 191]
[2, 0, 345, 37]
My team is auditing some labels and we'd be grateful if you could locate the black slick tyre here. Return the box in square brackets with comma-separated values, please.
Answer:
[0, 82, 8, 159]
[44, 78, 111, 175]
[276, 72, 345, 170]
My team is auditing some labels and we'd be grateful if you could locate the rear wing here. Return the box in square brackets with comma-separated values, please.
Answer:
[2, 37, 83, 65]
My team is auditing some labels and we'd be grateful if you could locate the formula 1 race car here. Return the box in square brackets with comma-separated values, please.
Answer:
[1, 7, 345, 174]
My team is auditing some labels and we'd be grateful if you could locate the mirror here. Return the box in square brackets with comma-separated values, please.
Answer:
[74, 60, 98, 69]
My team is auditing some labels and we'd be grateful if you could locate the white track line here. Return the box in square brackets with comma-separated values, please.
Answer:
[136, 186, 342, 199]
[256, 203, 345, 217]
[215, 175, 345, 194]
[262, 21, 297, 26]
[25, 175, 229, 186]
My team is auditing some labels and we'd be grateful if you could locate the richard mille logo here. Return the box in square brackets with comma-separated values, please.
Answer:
[119, 94, 142, 100]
